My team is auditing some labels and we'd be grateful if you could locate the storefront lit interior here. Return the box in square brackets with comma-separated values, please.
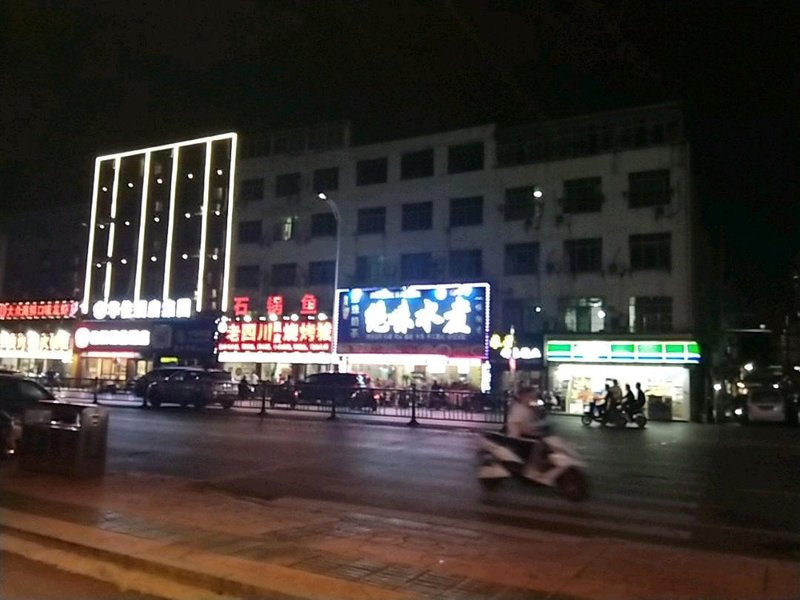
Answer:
[340, 354, 487, 391]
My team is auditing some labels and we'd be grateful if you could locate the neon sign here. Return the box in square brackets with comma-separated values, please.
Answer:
[0, 300, 79, 321]
[90, 298, 192, 320]
[217, 319, 332, 353]
[336, 283, 490, 358]
[545, 340, 701, 364]
[0, 329, 72, 353]
[74, 326, 151, 349]
[489, 332, 542, 360]
[232, 294, 318, 318]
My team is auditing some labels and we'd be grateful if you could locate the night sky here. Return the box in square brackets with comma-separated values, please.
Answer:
[1, 1, 797, 323]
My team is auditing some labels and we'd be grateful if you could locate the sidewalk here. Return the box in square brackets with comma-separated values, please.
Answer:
[1, 468, 798, 600]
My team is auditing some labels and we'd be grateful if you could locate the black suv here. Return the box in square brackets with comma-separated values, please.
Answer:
[0, 373, 56, 457]
[296, 372, 379, 410]
[146, 368, 238, 410]
[132, 367, 186, 398]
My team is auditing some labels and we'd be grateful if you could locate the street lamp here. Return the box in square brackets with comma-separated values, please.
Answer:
[318, 192, 341, 373]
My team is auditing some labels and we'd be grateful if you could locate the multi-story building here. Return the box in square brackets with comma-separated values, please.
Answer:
[228, 104, 709, 421]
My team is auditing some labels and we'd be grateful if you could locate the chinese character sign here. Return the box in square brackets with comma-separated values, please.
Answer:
[217, 319, 333, 353]
[0, 300, 79, 321]
[336, 283, 490, 357]
[265, 295, 284, 317]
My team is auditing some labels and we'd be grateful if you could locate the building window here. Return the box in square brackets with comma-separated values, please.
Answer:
[308, 260, 335, 285]
[271, 263, 297, 286]
[449, 196, 483, 227]
[628, 169, 671, 208]
[448, 142, 484, 173]
[504, 186, 538, 221]
[357, 207, 386, 235]
[449, 249, 482, 279]
[235, 265, 260, 289]
[401, 148, 434, 179]
[356, 157, 388, 185]
[562, 177, 603, 213]
[275, 172, 301, 197]
[240, 178, 264, 202]
[502, 299, 541, 334]
[238, 220, 262, 244]
[564, 238, 602, 273]
[560, 297, 606, 333]
[401, 252, 433, 282]
[629, 296, 673, 332]
[310, 213, 337, 237]
[355, 255, 387, 285]
[274, 216, 297, 241]
[402, 201, 433, 231]
[630, 233, 671, 271]
[312, 167, 339, 192]
[504, 242, 539, 275]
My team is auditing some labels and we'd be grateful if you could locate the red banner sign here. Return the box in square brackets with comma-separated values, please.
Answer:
[0, 300, 79, 321]
[217, 320, 332, 353]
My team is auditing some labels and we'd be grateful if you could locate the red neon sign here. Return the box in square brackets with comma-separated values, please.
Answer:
[0, 300, 79, 321]
[266, 295, 284, 317]
[217, 320, 333, 353]
[232, 296, 250, 317]
[299, 293, 318, 315]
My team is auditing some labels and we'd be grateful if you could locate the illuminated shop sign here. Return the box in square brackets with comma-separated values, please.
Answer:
[217, 319, 332, 353]
[0, 300, 79, 321]
[74, 326, 151, 349]
[545, 340, 700, 364]
[336, 283, 490, 358]
[90, 298, 192, 320]
[0, 329, 72, 356]
[489, 333, 542, 360]
[232, 293, 319, 318]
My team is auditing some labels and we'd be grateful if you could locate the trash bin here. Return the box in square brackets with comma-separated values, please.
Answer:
[19, 401, 109, 477]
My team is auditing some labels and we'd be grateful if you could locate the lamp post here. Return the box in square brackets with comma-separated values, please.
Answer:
[318, 192, 341, 374]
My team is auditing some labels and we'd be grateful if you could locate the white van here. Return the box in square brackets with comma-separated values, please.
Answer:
[746, 387, 786, 423]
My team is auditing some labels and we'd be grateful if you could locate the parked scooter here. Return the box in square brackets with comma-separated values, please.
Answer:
[581, 401, 647, 428]
[476, 430, 589, 501]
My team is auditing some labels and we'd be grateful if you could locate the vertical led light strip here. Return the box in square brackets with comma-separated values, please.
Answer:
[133, 151, 152, 301]
[195, 140, 213, 312]
[221, 134, 237, 312]
[82, 157, 103, 313]
[103, 156, 121, 302]
[163, 145, 180, 300]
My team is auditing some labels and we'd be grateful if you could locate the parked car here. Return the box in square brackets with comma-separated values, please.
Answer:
[0, 373, 56, 457]
[743, 387, 788, 423]
[146, 368, 238, 410]
[295, 372, 379, 411]
[132, 366, 186, 397]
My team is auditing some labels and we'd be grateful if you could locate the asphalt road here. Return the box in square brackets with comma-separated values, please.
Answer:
[104, 407, 800, 561]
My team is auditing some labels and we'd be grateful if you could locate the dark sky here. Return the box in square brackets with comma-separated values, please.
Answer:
[1, 1, 797, 320]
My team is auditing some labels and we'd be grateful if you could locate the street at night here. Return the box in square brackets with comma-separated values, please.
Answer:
[101, 408, 800, 560]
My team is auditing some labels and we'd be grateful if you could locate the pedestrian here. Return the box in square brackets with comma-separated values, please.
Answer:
[238, 376, 250, 400]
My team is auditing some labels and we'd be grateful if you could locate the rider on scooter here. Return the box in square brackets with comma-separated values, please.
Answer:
[507, 387, 549, 473]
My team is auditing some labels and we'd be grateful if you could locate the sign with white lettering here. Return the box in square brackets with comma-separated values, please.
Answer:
[217, 319, 333, 353]
[74, 326, 151, 349]
[336, 283, 490, 357]
[0, 329, 73, 357]
[90, 298, 192, 320]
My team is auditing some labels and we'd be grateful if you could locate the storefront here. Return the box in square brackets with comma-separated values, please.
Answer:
[544, 338, 701, 421]
[0, 299, 79, 377]
[73, 298, 218, 382]
[335, 283, 491, 392]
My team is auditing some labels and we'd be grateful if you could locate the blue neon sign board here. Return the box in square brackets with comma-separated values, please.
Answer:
[336, 283, 490, 357]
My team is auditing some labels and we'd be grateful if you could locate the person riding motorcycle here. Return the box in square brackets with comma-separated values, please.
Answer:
[623, 383, 636, 419]
[506, 387, 549, 473]
[605, 379, 623, 423]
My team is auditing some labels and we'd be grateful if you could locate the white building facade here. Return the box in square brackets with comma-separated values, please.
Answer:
[229, 104, 706, 420]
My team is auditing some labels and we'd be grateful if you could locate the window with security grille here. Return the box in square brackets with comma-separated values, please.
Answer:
[449, 249, 482, 278]
[310, 213, 337, 237]
[504, 186, 537, 221]
[401, 148, 434, 179]
[271, 263, 297, 286]
[235, 265, 260, 289]
[308, 261, 335, 285]
[447, 142, 484, 173]
[564, 238, 602, 273]
[630, 233, 671, 271]
[356, 157, 388, 185]
[357, 207, 386, 234]
[240, 178, 264, 202]
[629, 296, 673, 332]
[562, 177, 603, 213]
[504, 242, 539, 275]
[312, 167, 339, 192]
[238, 220, 262, 244]
[401, 253, 433, 281]
[628, 169, 671, 207]
[449, 196, 483, 227]
[275, 172, 301, 197]
[402, 201, 433, 231]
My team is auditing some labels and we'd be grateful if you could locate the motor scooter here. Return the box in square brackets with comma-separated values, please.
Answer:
[581, 401, 647, 428]
[476, 428, 589, 501]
